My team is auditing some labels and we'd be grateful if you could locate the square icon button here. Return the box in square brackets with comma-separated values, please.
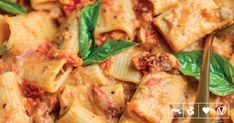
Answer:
[169, 104, 184, 119]
[215, 103, 229, 119]
[198, 103, 212, 119]
[185, 103, 199, 119]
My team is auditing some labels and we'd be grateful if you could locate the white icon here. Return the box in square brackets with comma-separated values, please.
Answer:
[202, 107, 210, 114]
[217, 106, 227, 116]
[187, 106, 194, 116]
[172, 108, 182, 114]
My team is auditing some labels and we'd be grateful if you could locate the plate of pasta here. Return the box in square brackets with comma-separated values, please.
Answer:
[0, 0, 234, 123]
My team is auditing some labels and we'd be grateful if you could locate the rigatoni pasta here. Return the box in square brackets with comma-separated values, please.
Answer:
[0, 11, 57, 55]
[119, 72, 189, 123]
[22, 56, 72, 93]
[73, 64, 109, 85]
[99, 84, 125, 109]
[109, 48, 143, 84]
[56, 100, 105, 123]
[0, 72, 30, 123]
[75, 85, 93, 111]
[153, 0, 233, 51]
[91, 84, 126, 119]
[94, 0, 137, 41]
[54, 11, 79, 54]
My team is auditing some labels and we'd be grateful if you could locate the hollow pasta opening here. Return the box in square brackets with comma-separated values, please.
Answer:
[0, 20, 10, 46]
[54, 64, 68, 81]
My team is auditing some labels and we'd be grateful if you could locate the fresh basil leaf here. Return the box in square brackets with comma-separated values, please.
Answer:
[84, 40, 137, 65]
[78, 0, 136, 65]
[79, 0, 101, 59]
[175, 51, 234, 96]
[0, 0, 26, 14]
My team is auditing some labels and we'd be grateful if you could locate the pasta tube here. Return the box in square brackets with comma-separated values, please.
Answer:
[92, 84, 125, 120]
[56, 100, 105, 123]
[94, 0, 137, 40]
[0, 72, 30, 123]
[73, 64, 108, 85]
[54, 11, 79, 54]
[109, 48, 143, 84]
[0, 11, 57, 55]
[22, 56, 72, 93]
[153, 0, 233, 51]
[119, 72, 188, 123]
[75, 85, 93, 111]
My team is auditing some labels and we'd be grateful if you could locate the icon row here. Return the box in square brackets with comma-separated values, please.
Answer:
[169, 103, 229, 119]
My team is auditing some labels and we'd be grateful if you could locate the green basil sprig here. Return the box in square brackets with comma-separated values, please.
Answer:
[79, 0, 137, 65]
[0, 0, 26, 14]
[175, 51, 234, 96]
[79, 0, 101, 59]
[84, 40, 137, 65]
